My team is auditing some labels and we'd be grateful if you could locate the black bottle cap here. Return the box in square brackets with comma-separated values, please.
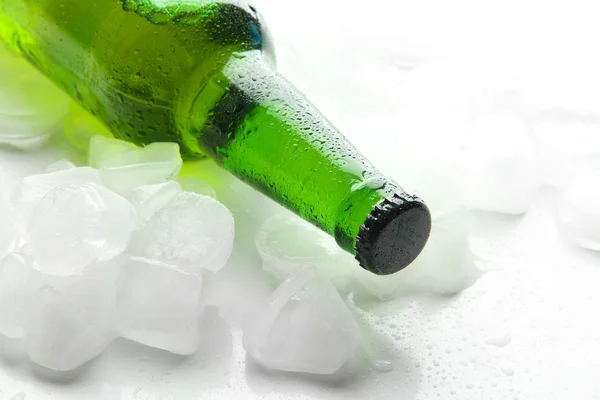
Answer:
[355, 192, 432, 275]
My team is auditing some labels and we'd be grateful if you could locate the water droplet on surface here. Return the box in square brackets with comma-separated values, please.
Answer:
[485, 332, 512, 348]
[501, 365, 515, 376]
[373, 360, 394, 373]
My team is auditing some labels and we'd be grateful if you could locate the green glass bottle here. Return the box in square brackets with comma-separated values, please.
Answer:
[0, 0, 431, 275]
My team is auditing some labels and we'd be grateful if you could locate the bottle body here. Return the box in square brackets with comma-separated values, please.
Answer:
[0, 0, 266, 149]
[0, 0, 431, 274]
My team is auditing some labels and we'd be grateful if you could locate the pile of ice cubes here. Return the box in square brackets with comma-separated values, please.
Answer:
[0, 137, 236, 372]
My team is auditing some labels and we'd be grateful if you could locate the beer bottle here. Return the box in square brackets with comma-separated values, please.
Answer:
[0, 0, 432, 275]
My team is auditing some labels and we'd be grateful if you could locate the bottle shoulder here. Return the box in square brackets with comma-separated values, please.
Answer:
[84, 1, 275, 149]
[96, 1, 275, 108]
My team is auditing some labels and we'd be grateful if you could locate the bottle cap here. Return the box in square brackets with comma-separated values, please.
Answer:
[355, 192, 432, 275]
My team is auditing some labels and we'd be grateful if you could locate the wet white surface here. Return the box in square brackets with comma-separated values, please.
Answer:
[2, 0, 600, 398]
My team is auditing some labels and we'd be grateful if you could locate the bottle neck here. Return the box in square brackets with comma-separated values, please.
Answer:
[182, 51, 429, 272]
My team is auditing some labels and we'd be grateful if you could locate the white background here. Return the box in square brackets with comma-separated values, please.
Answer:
[2, 0, 600, 399]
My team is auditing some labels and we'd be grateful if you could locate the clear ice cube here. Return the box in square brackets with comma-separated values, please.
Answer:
[0, 197, 19, 260]
[45, 159, 76, 173]
[0, 166, 17, 204]
[89, 137, 182, 197]
[243, 268, 360, 375]
[0, 254, 35, 340]
[27, 269, 117, 372]
[16, 167, 103, 220]
[128, 181, 182, 227]
[128, 192, 234, 274]
[25, 183, 137, 276]
[256, 213, 352, 291]
[177, 177, 217, 199]
[0, 45, 69, 148]
[88, 136, 139, 169]
[178, 158, 278, 254]
[532, 112, 600, 187]
[463, 110, 539, 215]
[557, 173, 600, 251]
[116, 257, 203, 355]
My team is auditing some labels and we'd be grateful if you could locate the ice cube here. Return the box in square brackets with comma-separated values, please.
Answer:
[0, 198, 19, 260]
[89, 137, 182, 197]
[0, 254, 35, 340]
[128, 181, 182, 227]
[16, 167, 103, 219]
[128, 192, 234, 274]
[116, 257, 203, 355]
[0, 46, 69, 116]
[532, 111, 600, 187]
[463, 110, 539, 215]
[63, 102, 113, 151]
[9, 392, 26, 400]
[179, 158, 279, 254]
[0, 166, 17, 204]
[409, 207, 481, 294]
[381, 146, 465, 216]
[0, 114, 55, 149]
[177, 177, 217, 199]
[0, 334, 27, 363]
[45, 159, 77, 173]
[25, 183, 137, 276]
[27, 269, 117, 372]
[557, 172, 600, 250]
[201, 264, 274, 329]
[353, 206, 480, 299]
[88, 136, 139, 169]
[243, 268, 360, 375]
[0, 46, 69, 148]
[99, 163, 181, 199]
[256, 213, 353, 291]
